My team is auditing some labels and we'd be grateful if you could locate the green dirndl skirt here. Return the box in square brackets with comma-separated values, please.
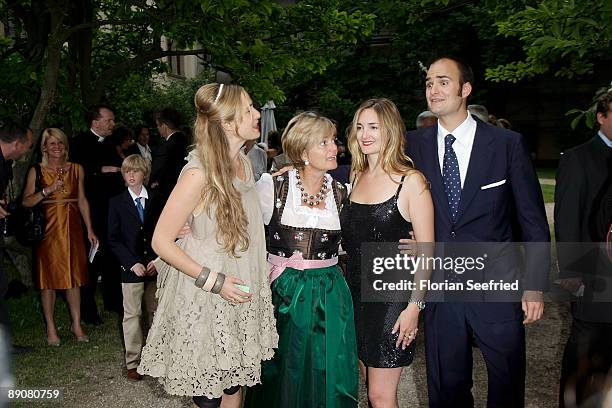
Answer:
[245, 265, 358, 408]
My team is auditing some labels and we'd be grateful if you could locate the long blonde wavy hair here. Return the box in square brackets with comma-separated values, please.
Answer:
[193, 83, 250, 257]
[347, 98, 414, 178]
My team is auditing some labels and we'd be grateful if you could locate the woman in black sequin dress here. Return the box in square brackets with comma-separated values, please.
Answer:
[340, 98, 434, 407]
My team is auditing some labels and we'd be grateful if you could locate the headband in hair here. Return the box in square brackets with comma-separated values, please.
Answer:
[214, 84, 224, 104]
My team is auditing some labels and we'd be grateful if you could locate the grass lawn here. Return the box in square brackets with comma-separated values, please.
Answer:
[536, 167, 557, 180]
[6, 291, 124, 407]
[541, 183, 555, 203]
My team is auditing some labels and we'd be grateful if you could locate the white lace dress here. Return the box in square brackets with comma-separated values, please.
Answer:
[138, 152, 278, 397]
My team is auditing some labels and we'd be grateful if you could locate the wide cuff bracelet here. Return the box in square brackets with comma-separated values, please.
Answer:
[211, 273, 226, 294]
[194, 266, 211, 289]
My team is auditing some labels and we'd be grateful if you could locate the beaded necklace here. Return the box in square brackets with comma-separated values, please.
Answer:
[295, 169, 329, 207]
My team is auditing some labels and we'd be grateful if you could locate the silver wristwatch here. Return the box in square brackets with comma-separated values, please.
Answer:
[409, 300, 426, 310]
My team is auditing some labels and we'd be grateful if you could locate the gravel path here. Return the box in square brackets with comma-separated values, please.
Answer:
[59, 301, 569, 408]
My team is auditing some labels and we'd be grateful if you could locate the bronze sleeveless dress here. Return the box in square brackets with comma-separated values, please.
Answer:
[35, 163, 88, 290]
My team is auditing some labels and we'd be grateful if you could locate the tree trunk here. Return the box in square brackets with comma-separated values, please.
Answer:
[28, 7, 65, 145]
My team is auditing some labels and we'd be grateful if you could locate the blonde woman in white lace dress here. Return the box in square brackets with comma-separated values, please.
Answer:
[138, 83, 278, 408]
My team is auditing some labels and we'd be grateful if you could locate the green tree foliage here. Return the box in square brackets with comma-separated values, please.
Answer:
[277, 0, 531, 132]
[486, 0, 611, 82]
[566, 82, 612, 129]
[1, 0, 607, 140]
[276, 0, 609, 134]
[0, 0, 375, 141]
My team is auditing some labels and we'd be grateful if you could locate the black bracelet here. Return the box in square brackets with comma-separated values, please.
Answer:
[210, 273, 226, 294]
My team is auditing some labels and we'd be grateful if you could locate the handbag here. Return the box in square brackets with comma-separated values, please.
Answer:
[13, 164, 47, 246]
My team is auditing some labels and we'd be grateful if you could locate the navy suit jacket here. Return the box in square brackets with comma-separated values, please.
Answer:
[406, 116, 550, 303]
[107, 190, 162, 283]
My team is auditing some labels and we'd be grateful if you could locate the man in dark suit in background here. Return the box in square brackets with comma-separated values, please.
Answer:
[555, 89, 612, 407]
[406, 57, 550, 407]
[70, 105, 122, 323]
[126, 125, 152, 163]
[149, 108, 188, 205]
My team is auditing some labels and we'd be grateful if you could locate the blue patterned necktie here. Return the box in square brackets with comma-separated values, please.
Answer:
[135, 197, 144, 223]
[443, 134, 461, 222]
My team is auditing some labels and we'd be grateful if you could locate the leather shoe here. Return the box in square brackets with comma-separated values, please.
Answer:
[126, 368, 142, 381]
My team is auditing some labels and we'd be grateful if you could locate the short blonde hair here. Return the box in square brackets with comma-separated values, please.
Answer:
[41, 128, 69, 165]
[282, 111, 336, 168]
[121, 154, 151, 184]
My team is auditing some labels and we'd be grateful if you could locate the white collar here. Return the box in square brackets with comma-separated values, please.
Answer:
[128, 185, 148, 202]
[437, 113, 476, 146]
[598, 131, 612, 148]
[90, 128, 104, 142]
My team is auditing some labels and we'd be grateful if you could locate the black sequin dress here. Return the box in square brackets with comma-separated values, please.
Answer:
[339, 176, 415, 368]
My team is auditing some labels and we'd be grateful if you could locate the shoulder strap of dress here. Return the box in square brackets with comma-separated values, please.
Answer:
[348, 173, 359, 200]
[394, 175, 406, 199]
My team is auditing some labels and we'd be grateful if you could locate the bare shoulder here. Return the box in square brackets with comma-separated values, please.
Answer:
[402, 169, 430, 195]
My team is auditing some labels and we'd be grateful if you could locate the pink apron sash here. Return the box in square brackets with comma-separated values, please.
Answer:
[268, 253, 337, 283]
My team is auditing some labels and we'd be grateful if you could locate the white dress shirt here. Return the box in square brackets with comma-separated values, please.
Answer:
[437, 114, 477, 188]
[137, 143, 152, 162]
[127, 185, 148, 210]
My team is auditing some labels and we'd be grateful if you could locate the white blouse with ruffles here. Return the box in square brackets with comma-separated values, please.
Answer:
[256, 170, 348, 231]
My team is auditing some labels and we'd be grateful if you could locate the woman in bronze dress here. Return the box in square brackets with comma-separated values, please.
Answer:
[22, 128, 97, 346]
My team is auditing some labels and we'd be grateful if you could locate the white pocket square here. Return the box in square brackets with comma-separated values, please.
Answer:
[481, 179, 506, 190]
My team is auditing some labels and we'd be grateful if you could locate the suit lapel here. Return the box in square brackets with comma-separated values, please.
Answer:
[123, 190, 142, 224]
[142, 197, 154, 222]
[455, 121, 494, 224]
[422, 128, 451, 223]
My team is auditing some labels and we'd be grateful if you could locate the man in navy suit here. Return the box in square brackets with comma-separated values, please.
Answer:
[405, 57, 550, 407]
